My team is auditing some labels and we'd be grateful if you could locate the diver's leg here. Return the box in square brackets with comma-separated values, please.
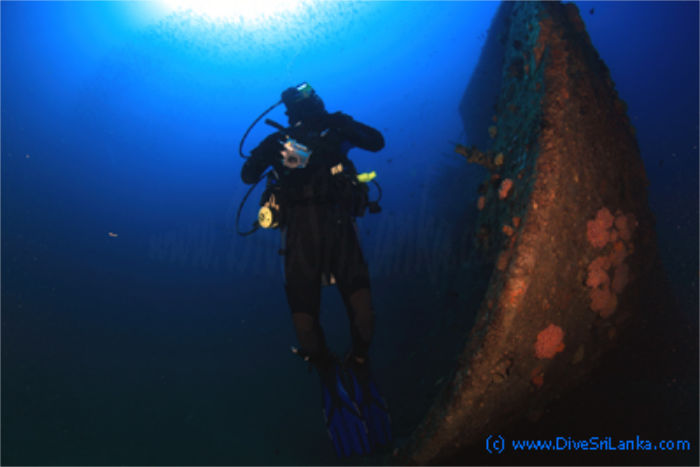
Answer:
[334, 223, 392, 450]
[284, 207, 331, 370]
[333, 218, 375, 360]
[342, 287, 375, 361]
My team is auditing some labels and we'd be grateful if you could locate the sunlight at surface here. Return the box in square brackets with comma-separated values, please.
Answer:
[158, 0, 306, 25]
[150, 0, 358, 64]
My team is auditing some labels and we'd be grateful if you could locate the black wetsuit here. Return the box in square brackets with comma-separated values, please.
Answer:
[241, 111, 384, 368]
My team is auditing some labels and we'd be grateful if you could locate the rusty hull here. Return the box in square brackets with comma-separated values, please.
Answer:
[397, 2, 695, 464]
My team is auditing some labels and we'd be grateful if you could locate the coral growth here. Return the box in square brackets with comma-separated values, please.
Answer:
[609, 241, 627, 266]
[586, 207, 614, 248]
[585, 207, 638, 318]
[477, 196, 486, 210]
[590, 286, 617, 318]
[494, 152, 505, 166]
[586, 262, 609, 288]
[456, 144, 497, 170]
[589, 255, 611, 272]
[504, 277, 528, 306]
[498, 178, 514, 199]
[535, 324, 565, 359]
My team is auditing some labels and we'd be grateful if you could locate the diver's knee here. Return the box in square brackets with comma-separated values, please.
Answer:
[349, 288, 375, 341]
[349, 288, 373, 314]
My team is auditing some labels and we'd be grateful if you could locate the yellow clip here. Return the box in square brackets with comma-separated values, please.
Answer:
[357, 171, 376, 183]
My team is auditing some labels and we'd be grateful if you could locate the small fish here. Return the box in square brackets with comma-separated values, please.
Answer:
[589, 8, 595, 14]
[107, 232, 118, 238]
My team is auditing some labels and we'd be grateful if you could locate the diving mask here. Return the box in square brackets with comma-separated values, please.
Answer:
[282, 82, 315, 106]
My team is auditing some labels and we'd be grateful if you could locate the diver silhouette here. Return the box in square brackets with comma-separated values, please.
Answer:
[240, 83, 392, 457]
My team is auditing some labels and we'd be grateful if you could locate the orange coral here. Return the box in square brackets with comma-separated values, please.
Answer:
[609, 241, 628, 266]
[586, 207, 614, 248]
[535, 324, 565, 359]
[589, 255, 611, 272]
[502, 225, 514, 236]
[504, 278, 528, 306]
[590, 286, 617, 317]
[586, 266, 609, 289]
[498, 178, 514, 199]
[477, 196, 486, 210]
[585, 208, 636, 317]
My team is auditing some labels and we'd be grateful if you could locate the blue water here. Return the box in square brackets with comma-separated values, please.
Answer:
[2, 1, 697, 465]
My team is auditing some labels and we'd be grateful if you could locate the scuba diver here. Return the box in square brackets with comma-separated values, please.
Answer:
[239, 83, 392, 457]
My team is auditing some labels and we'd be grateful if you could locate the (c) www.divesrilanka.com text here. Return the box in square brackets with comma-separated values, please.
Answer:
[485, 434, 692, 454]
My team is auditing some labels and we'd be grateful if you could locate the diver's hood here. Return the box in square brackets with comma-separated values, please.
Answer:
[282, 84, 326, 125]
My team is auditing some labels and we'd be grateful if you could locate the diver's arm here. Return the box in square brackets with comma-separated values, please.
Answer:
[241, 134, 280, 184]
[328, 112, 385, 152]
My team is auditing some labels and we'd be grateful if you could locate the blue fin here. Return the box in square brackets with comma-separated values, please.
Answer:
[347, 364, 393, 450]
[320, 365, 371, 457]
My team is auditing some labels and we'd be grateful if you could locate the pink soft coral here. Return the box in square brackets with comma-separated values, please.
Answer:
[498, 178, 514, 200]
[590, 286, 617, 317]
[534, 324, 565, 359]
[609, 241, 628, 266]
[586, 266, 610, 289]
[589, 255, 611, 272]
[586, 207, 614, 248]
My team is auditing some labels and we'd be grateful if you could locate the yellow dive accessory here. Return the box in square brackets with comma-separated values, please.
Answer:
[357, 171, 376, 183]
[257, 167, 380, 231]
[329, 163, 377, 183]
[258, 193, 281, 229]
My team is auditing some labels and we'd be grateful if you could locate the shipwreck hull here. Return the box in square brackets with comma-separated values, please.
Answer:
[397, 2, 696, 465]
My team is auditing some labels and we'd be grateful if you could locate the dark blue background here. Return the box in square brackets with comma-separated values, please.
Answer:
[2, 1, 697, 464]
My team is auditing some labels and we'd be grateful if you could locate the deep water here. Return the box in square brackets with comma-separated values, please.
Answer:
[2, 1, 697, 465]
